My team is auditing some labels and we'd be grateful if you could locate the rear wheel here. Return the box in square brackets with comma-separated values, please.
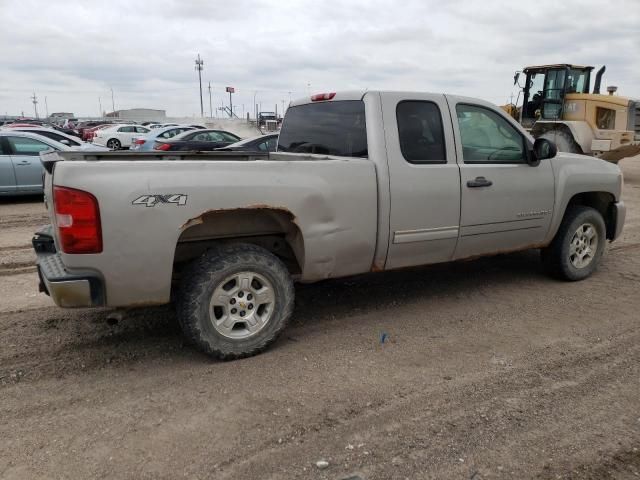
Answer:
[538, 130, 581, 154]
[106, 138, 121, 150]
[542, 206, 606, 281]
[177, 243, 295, 359]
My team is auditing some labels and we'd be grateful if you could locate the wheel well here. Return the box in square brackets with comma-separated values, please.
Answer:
[172, 208, 305, 285]
[566, 192, 616, 239]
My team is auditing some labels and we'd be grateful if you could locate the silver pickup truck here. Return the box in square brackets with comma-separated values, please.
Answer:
[34, 91, 625, 359]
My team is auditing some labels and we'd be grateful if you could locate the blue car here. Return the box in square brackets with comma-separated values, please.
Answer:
[131, 125, 197, 151]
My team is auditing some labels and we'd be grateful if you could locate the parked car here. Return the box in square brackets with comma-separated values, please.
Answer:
[0, 131, 72, 195]
[33, 90, 625, 360]
[92, 124, 151, 150]
[82, 124, 111, 141]
[6, 126, 107, 151]
[217, 133, 278, 152]
[131, 125, 198, 151]
[75, 121, 104, 137]
[153, 129, 240, 151]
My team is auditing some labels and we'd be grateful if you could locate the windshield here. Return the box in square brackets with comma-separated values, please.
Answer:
[277, 101, 367, 157]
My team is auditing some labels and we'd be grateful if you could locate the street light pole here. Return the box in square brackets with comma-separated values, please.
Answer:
[195, 54, 204, 118]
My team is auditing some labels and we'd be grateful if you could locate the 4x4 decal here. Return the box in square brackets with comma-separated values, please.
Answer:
[132, 194, 188, 207]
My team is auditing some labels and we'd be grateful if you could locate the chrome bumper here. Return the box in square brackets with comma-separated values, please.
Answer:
[33, 228, 104, 308]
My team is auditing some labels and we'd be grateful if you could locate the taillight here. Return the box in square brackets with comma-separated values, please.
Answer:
[53, 186, 102, 254]
[311, 92, 336, 101]
[155, 142, 171, 151]
[134, 138, 146, 145]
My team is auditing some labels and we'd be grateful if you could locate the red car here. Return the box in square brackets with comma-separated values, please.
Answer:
[83, 124, 111, 141]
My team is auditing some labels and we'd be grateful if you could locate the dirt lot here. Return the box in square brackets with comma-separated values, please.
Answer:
[1, 160, 640, 480]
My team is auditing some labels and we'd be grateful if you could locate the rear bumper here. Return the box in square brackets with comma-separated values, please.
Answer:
[33, 228, 105, 308]
[611, 201, 626, 241]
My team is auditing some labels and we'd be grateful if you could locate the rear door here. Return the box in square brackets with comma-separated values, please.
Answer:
[448, 98, 555, 259]
[383, 93, 461, 269]
[0, 137, 17, 194]
[7, 136, 50, 192]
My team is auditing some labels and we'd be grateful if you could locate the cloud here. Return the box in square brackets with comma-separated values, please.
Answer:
[1, 0, 638, 117]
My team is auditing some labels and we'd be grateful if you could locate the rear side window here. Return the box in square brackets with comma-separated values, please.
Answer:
[278, 100, 367, 157]
[396, 101, 446, 163]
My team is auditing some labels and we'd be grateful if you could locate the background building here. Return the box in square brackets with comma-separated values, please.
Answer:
[105, 108, 166, 122]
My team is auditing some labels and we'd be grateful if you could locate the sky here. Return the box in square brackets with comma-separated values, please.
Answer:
[1, 0, 639, 119]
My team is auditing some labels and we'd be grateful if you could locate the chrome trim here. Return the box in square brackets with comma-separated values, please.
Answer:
[43, 278, 93, 308]
[393, 226, 459, 244]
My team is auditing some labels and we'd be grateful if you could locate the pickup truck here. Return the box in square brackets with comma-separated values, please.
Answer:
[34, 91, 626, 359]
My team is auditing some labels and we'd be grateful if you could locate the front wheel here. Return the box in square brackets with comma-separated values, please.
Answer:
[542, 206, 606, 281]
[177, 243, 295, 359]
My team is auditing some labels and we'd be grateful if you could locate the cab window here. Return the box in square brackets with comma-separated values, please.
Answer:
[455, 104, 526, 163]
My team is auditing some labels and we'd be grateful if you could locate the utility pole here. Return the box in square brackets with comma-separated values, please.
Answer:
[99, 97, 103, 117]
[195, 54, 204, 117]
[44, 96, 49, 117]
[31, 92, 39, 118]
[208, 82, 213, 118]
[110, 87, 116, 113]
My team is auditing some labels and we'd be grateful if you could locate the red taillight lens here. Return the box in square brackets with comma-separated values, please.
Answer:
[311, 92, 336, 101]
[134, 138, 146, 145]
[155, 142, 171, 151]
[54, 186, 102, 254]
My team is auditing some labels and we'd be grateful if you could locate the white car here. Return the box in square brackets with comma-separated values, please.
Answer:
[93, 124, 151, 150]
[2, 126, 108, 151]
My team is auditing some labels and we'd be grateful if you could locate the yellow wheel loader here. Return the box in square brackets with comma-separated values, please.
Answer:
[504, 64, 640, 163]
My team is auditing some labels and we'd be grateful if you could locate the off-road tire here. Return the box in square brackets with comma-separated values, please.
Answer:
[539, 130, 581, 154]
[542, 206, 606, 281]
[177, 243, 295, 360]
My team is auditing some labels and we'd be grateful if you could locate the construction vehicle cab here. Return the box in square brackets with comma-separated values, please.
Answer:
[519, 64, 593, 128]
[510, 63, 640, 162]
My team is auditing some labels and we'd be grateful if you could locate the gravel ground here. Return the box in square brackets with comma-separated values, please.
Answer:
[1, 160, 639, 479]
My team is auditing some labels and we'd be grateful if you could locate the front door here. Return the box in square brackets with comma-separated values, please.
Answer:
[449, 99, 555, 259]
[0, 138, 17, 194]
[383, 93, 461, 270]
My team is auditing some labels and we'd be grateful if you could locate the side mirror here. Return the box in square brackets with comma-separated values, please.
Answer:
[60, 139, 71, 146]
[531, 137, 557, 164]
[513, 72, 520, 86]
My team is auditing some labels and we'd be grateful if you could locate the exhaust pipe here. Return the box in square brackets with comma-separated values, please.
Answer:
[593, 65, 606, 94]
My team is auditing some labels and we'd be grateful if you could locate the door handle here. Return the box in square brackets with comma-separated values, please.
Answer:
[467, 176, 493, 188]
[16, 161, 31, 166]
